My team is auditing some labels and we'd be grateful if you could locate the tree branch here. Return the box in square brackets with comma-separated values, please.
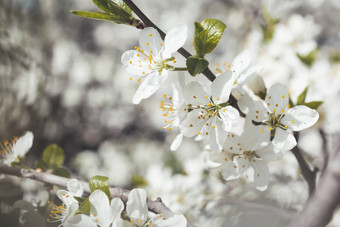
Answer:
[287, 133, 340, 227]
[0, 164, 196, 227]
[123, 0, 216, 82]
[291, 132, 317, 195]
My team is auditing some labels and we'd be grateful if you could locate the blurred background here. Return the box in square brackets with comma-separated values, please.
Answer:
[0, 0, 340, 226]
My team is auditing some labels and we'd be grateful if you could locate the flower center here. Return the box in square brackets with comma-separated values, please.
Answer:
[160, 94, 176, 131]
[0, 137, 18, 156]
[47, 201, 67, 223]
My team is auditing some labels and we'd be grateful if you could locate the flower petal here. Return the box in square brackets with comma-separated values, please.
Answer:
[170, 133, 183, 151]
[237, 65, 263, 85]
[282, 105, 319, 131]
[221, 162, 242, 181]
[272, 128, 297, 150]
[219, 106, 239, 131]
[12, 131, 33, 157]
[232, 49, 252, 75]
[151, 211, 187, 227]
[163, 25, 187, 59]
[265, 84, 289, 113]
[241, 124, 270, 151]
[255, 143, 282, 161]
[64, 214, 97, 227]
[110, 198, 124, 221]
[121, 50, 153, 76]
[67, 179, 84, 197]
[183, 81, 207, 105]
[126, 188, 148, 225]
[89, 190, 113, 227]
[180, 109, 207, 137]
[211, 71, 234, 103]
[139, 27, 164, 55]
[132, 72, 161, 104]
[252, 159, 270, 191]
[209, 122, 227, 152]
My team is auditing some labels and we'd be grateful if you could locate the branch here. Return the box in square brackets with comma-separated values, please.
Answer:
[291, 133, 317, 195]
[287, 133, 340, 227]
[0, 164, 196, 227]
[123, 0, 216, 82]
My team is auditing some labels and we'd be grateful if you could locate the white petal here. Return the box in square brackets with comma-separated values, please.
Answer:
[64, 214, 97, 227]
[246, 74, 266, 97]
[110, 198, 124, 221]
[89, 190, 113, 227]
[57, 190, 74, 207]
[237, 65, 263, 85]
[252, 159, 270, 191]
[240, 124, 270, 150]
[208, 151, 232, 164]
[180, 109, 207, 137]
[183, 81, 207, 105]
[282, 105, 319, 131]
[209, 123, 226, 152]
[163, 25, 188, 59]
[132, 73, 161, 104]
[12, 131, 33, 157]
[221, 162, 242, 181]
[151, 211, 187, 227]
[219, 106, 239, 131]
[255, 143, 282, 161]
[67, 179, 84, 197]
[121, 50, 153, 76]
[63, 202, 79, 224]
[223, 133, 243, 154]
[272, 128, 297, 151]
[170, 134, 183, 151]
[126, 189, 148, 225]
[232, 49, 252, 75]
[113, 218, 134, 227]
[211, 71, 234, 103]
[139, 27, 164, 55]
[265, 84, 289, 113]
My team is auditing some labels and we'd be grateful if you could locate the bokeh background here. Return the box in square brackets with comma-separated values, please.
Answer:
[1, 0, 340, 226]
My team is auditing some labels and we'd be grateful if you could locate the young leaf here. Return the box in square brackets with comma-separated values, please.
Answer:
[71, 11, 131, 24]
[193, 19, 226, 57]
[89, 175, 111, 199]
[186, 56, 209, 76]
[297, 86, 309, 105]
[74, 196, 87, 203]
[42, 144, 64, 169]
[92, 0, 131, 16]
[304, 101, 323, 110]
[35, 160, 50, 171]
[76, 198, 91, 215]
[54, 167, 71, 178]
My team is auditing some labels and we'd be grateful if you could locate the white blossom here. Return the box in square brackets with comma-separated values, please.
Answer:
[180, 71, 239, 152]
[239, 84, 319, 150]
[122, 26, 187, 104]
[0, 131, 33, 166]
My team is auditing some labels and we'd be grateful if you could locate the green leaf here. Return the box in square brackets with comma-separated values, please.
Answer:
[193, 19, 226, 57]
[34, 160, 50, 171]
[92, 0, 131, 16]
[89, 175, 110, 199]
[186, 56, 209, 76]
[70, 11, 131, 25]
[288, 95, 294, 108]
[54, 167, 71, 178]
[131, 175, 148, 188]
[42, 144, 64, 169]
[297, 87, 309, 105]
[75, 198, 90, 215]
[304, 101, 323, 110]
[74, 196, 87, 203]
[297, 49, 318, 67]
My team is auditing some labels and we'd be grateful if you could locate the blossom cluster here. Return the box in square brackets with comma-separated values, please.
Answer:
[122, 26, 320, 191]
[48, 179, 187, 227]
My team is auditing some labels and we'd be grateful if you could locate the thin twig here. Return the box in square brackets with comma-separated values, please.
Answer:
[291, 132, 317, 196]
[123, 0, 216, 82]
[0, 164, 196, 227]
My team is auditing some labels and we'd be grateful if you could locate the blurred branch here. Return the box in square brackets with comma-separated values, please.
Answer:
[288, 133, 340, 227]
[123, 0, 216, 82]
[291, 132, 317, 195]
[0, 163, 196, 227]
